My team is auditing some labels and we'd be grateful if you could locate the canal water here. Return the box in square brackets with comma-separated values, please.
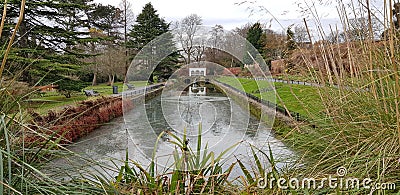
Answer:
[51, 85, 294, 179]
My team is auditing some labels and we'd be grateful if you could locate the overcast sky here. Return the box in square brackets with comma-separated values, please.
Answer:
[93, 0, 384, 37]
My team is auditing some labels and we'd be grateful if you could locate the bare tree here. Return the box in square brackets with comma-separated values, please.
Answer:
[119, 0, 135, 83]
[99, 45, 127, 86]
[233, 23, 253, 38]
[293, 24, 309, 46]
[207, 25, 224, 62]
[79, 29, 127, 86]
[345, 17, 382, 41]
[192, 36, 207, 62]
[327, 29, 346, 44]
[175, 14, 202, 64]
[80, 28, 107, 86]
[261, 29, 286, 60]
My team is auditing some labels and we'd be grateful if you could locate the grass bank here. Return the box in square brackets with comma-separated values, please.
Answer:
[217, 76, 325, 121]
[217, 71, 400, 194]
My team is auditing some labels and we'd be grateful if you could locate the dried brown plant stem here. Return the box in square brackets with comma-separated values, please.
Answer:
[388, 0, 400, 143]
[0, 0, 26, 80]
[0, 0, 8, 39]
[366, 0, 379, 103]
[303, 18, 331, 117]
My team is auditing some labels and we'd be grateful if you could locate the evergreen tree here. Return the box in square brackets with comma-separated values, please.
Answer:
[284, 26, 296, 57]
[128, 3, 178, 82]
[0, 0, 95, 92]
[247, 22, 264, 52]
[244, 22, 264, 65]
[394, 3, 400, 30]
[128, 3, 169, 50]
[87, 4, 123, 40]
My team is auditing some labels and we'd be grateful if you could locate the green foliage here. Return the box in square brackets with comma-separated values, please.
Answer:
[0, 0, 95, 85]
[128, 3, 168, 50]
[112, 125, 238, 194]
[247, 22, 264, 53]
[244, 22, 264, 64]
[0, 55, 104, 195]
[87, 3, 122, 38]
[285, 27, 296, 56]
[128, 3, 179, 81]
[57, 78, 88, 98]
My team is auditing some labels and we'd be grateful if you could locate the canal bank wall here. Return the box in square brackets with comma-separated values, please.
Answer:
[28, 85, 164, 144]
[210, 80, 299, 134]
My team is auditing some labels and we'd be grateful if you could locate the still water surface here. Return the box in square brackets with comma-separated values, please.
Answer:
[52, 86, 294, 178]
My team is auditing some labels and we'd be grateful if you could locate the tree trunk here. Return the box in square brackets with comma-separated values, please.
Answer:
[187, 50, 191, 64]
[111, 74, 115, 86]
[19, 14, 28, 48]
[64, 92, 71, 98]
[90, 41, 98, 86]
[124, 50, 129, 83]
[92, 72, 97, 86]
[108, 75, 112, 85]
[149, 72, 154, 83]
[123, 0, 129, 84]
[19, 13, 30, 82]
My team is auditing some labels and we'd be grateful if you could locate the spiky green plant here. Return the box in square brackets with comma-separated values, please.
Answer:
[110, 124, 241, 194]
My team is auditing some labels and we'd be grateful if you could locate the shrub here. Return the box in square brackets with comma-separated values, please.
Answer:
[29, 97, 134, 144]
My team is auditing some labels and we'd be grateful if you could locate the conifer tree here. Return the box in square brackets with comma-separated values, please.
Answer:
[244, 22, 264, 65]
[284, 26, 297, 58]
[128, 3, 179, 82]
[0, 0, 95, 91]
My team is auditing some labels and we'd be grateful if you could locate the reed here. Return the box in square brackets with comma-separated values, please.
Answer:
[274, 1, 400, 193]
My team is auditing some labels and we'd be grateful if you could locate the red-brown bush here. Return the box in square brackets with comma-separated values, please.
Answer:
[27, 97, 134, 144]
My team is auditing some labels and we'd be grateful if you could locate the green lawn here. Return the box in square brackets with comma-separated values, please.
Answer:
[29, 81, 148, 114]
[273, 75, 316, 83]
[28, 95, 88, 114]
[217, 77, 325, 120]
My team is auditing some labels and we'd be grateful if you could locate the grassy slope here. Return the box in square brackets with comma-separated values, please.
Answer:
[217, 77, 324, 120]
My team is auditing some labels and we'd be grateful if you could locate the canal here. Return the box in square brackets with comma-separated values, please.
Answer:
[51, 84, 294, 178]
